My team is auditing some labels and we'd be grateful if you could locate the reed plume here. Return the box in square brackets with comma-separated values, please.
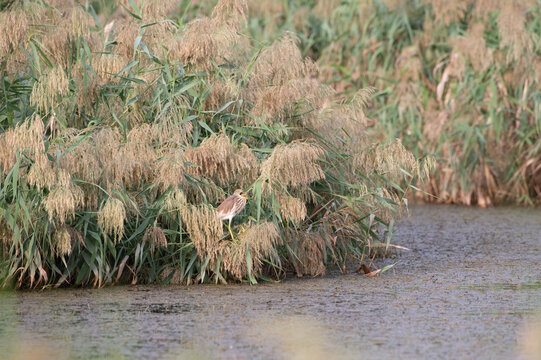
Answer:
[97, 197, 126, 243]
[260, 141, 325, 190]
[497, 1, 533, 63]
[185, 134, 259, 187]
[70, 6, 93, 38]
[275, 192, 307, 224]
[0, 8, 28, 58]
[30, 66, 70, 113]
[357, 139, 422, 183]
[115, 20, 140, 58]
[451, 23, 492, 73]
[180, 204, 224, 261]
[172, 14, 241, 71]
[92, 54, 128, 83]
[426, 0, 468, 25]
[0, 116, 46, 178]
[212, 0, 247, 29]
[43, 180, 85, 224]
[163, 189, 187, 213]
[306, 88, 371, 151]
[155, 150, 188, 191]
[117, 0, 181, 20]
[116, 125, 159, 188]
[53, 225, 83, 256]
[220, 221, 280, 280]
[142, 226, 168, 252]
[247, 34, 322, 123]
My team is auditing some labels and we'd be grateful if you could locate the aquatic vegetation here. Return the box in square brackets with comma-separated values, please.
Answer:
[0, 0, 426, 288]
[244, 0, 541, 206]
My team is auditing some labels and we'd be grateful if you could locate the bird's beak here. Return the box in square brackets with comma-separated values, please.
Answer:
[242, 193, 249, 200]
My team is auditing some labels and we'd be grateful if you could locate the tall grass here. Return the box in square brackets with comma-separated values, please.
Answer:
[0, 0, 426, 288]
[245, 0, 541, 206]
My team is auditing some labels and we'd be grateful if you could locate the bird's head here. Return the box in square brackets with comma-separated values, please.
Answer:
[234, 189, 249, 200]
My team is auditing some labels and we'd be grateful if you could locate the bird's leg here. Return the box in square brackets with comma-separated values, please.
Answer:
[228, 218, 236, 242]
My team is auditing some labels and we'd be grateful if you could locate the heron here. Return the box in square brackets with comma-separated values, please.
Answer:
[216, 189, 248, 240]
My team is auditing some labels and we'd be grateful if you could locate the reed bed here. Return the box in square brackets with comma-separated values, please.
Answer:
[244, 0, 541, 206]
[0, 0, 426, 288]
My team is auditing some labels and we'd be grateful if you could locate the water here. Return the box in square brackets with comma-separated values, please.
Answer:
[0, 205, 540, 359]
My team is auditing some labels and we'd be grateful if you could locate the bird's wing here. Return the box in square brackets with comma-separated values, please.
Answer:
[216, 196, 236, 216]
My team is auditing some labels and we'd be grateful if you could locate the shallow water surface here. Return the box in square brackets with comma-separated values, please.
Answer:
[0, 206, 540, 359]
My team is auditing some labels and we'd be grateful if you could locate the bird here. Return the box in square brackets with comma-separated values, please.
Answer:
[216, 189, 248, 241]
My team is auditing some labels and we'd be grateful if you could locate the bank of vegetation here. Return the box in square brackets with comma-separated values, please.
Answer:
[242, 0, 541, 206]
[0, 0, 427, 288]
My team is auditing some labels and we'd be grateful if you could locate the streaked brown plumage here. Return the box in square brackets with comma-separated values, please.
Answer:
[217, 189, 248, 239]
